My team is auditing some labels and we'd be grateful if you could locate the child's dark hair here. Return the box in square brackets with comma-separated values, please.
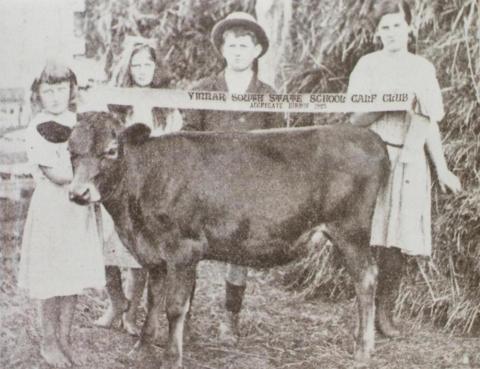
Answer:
[112, 43, 170, 88]
[221, 26, 259, 46]
[373, 0, 412, 26]
[373, 0, 416, 53]
[30, 60, 78, 114]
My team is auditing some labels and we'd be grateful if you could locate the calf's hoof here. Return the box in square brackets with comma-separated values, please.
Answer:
[94, 300, 130, 329]
[377, 324, 401, 338]
[40, 341, 73, 368]
[353, 349, 372, 367]
[218, 324, 238, 346]
[162, 355, 183, 369]
[93, 310, 121, 329]
[375, 315, 402, 338]
[122, 314, 141, 336]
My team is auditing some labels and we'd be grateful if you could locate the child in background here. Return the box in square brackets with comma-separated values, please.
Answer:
[95, 37, 176, 336]
[347, 0, 461, 337]
[18, 60, 105, 367]
[182, 12, 284, 342]
[108, 37, 180, 133]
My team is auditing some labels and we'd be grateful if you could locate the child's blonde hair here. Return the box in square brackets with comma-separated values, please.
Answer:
[30, 60, 78, 115]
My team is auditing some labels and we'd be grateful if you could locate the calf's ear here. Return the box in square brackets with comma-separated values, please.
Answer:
[121, 123, 151, 145]
[37, 121, 72, 143]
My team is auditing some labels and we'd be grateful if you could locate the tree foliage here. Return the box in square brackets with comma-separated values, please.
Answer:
[85, 0, 255, 84]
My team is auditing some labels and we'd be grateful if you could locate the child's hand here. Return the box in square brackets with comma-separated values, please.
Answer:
[39, 166, 72, 186]
[437, 169, 462, 194]
[409, 94, 418, 113]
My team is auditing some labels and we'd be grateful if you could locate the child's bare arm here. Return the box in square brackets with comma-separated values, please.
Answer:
[39, 165, 72, 186]
[350, 112, 383, 127]
[425, 121, 462, 193]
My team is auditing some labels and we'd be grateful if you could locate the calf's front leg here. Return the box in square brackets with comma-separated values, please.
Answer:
[164, 263, 197, 369]
[128, 262, 167, 358]
[142, 262, 168, 343]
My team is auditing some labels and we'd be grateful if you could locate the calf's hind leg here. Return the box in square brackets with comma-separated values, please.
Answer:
[327, 222, 377, 363]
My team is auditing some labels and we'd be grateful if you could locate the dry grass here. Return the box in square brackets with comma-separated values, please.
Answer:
[3, 194, 480, 369]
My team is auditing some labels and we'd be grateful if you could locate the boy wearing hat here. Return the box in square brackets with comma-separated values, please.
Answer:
[183, 11, 284, 341]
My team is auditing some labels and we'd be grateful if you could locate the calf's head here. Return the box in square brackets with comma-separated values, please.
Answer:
[37, 111, 151, 205]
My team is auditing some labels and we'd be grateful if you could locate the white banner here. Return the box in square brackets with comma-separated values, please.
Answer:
[80, 86, 413, 114]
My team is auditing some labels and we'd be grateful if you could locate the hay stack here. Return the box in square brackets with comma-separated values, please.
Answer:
[283, 0, 480, 334]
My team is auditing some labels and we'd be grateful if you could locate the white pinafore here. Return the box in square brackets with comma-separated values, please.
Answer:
[18, 111, 106, 298]
[347, 51, 445, 256]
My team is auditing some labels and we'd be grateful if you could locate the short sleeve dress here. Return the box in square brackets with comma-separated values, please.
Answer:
[18, 111, 106, 299]
[347, 50, 445, 256]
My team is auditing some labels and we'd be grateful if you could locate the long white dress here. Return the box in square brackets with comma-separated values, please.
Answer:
[348, 50, 445, 256]
[101, 207, 141, 267]
[18, 111, 106, 299]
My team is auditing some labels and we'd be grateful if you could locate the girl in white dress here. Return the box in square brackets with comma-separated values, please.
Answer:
[347, 0, 461, 337]
[18, 61, 106, 367]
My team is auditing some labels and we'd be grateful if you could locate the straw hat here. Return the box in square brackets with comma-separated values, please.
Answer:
[211, 12, 269, 58]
